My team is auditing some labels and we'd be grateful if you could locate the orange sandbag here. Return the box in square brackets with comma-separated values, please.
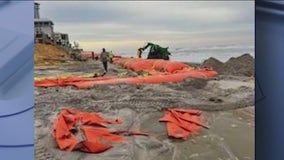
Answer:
[113, 57, 130, 66]
[151, 60, 188, 73]
[80, 127, 125, 153]
[122, 58, 139, 69]
[53, 109, 148, 153]
[35, 76, 116, 88]
[115, 58, 192, 73]
[72, 76, 146, 89]
[159, 108, 208, 139]
[165, 62, 189, 73]
[121, 59, 176, 73]
[152, 60, 168, 72]
[130, 59, 156, 71]
[165, 122, 190, 139]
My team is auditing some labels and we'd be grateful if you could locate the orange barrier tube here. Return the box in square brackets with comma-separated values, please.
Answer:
[35, 69, 217, 89]
[113, 58, 193, 73]
[35, 76, 116, 88]
[71, 70, 217, 89]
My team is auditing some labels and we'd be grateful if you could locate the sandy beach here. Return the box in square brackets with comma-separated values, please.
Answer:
[34, 56, 254, 160]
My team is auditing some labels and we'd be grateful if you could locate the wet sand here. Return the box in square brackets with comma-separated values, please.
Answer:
[35, 60, 254, 160]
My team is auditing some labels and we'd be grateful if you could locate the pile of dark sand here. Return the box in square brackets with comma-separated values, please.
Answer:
[219, 53, 254, 77]
[201, 57, 224, 71]
[202, 53, 254, 77]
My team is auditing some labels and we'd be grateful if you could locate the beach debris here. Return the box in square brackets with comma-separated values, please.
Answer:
[136, 70, 150, 76]
[52, 109, 148, 153]
[159, 108, 208, 139]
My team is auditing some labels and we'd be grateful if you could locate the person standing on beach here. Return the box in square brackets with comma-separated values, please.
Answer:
[91, 51, 95, 60]
[100, 48, 109, 73]
[137, 48, 143, 58]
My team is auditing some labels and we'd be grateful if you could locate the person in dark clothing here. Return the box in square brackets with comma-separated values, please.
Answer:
[91, 51, 95, 60]
[137, 48, 143, 58]
[100, 48, 108, 73]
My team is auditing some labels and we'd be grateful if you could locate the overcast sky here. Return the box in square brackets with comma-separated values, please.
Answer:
[37, 1, 254, 53]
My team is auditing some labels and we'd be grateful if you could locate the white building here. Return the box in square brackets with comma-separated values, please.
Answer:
[34, 2, 54, 39]
[34, 19, 54, 38]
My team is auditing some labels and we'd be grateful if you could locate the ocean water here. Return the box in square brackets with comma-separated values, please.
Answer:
[169, 44, 255, 63]
[119, 44, 255, 63]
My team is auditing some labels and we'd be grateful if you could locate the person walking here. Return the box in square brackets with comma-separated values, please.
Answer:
[100, 48, 109, 73]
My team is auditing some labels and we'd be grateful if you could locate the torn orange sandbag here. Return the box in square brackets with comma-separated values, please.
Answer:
[53, 109, 148, 153]
[159, 108, 208, 140]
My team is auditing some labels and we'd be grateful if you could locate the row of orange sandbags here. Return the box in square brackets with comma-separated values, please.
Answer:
[35, 68, 216, 89]
[35, 58, 217, 89]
